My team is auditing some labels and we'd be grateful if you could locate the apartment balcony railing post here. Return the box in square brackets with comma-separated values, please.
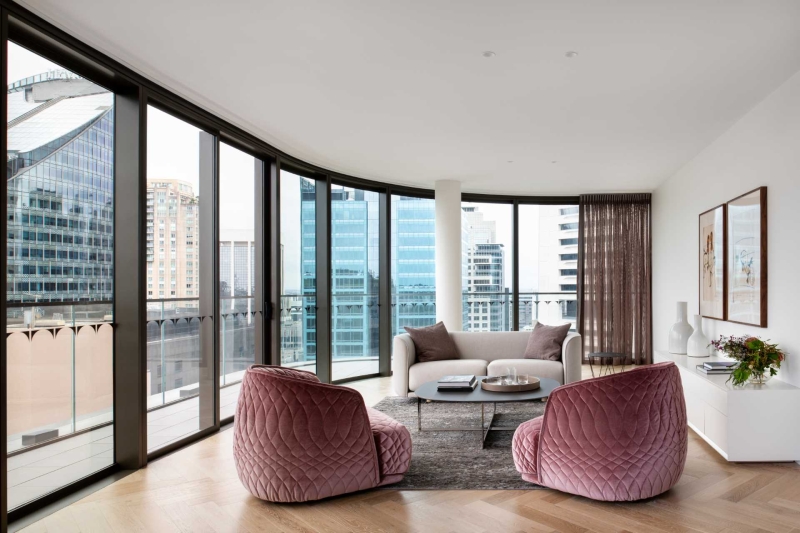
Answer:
[71, 305, 76, 434]
[221, 308, 227, 387]
[160, 301, 165, 406]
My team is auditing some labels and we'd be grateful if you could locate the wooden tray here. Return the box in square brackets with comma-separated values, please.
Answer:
[481, 377, 540, 392]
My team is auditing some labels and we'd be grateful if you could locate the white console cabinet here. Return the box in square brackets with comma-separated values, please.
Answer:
[654, 350, 800, 462]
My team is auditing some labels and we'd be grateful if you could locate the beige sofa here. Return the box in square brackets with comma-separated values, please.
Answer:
[392, 328, 582, 397]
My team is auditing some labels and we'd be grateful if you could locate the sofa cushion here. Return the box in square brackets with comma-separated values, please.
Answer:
[523, 322, 571, 361]
[404, 321, 459, 362]
[450, 330, 532, 362]
[408, 359, 488, 391]
[487, 359, 565, 384]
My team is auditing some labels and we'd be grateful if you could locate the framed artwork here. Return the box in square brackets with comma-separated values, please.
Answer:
[699, 204, 725, 320]
[726, 187, 767, 327]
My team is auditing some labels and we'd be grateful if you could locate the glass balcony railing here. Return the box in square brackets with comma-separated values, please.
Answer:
[146, 296, 257, 417]
[279, 294, 317, 372]
[147, 298, 202, 410]
[275, 290, 579, 375]
[6, 302, 114, 453]
[516, 291, 578, 331]
[220, 296, 257, 387]
[387, 290, 578, 333]
[331, 293, 379, 380]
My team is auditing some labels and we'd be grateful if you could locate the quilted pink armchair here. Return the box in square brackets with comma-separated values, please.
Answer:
[233, 365, 412, 502]
[513, 361, 687, 501]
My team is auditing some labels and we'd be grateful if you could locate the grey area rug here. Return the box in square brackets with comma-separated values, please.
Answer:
[372, 397, 545, 490]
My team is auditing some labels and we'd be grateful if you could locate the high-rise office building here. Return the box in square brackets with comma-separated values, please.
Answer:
[329, 186, 379, 362]
[391, 195, 437, 336]
[7, 70, 114, 303]
[463, 206, 508, 331]
[301, 185, 381, 363]
[536, 205, 579, 329]
[146, 179, 200, 299]
[220, 228, 255, 298]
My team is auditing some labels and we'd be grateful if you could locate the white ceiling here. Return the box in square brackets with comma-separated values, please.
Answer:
[17, 0, 800, 195]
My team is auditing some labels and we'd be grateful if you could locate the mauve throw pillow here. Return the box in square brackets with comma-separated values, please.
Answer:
[523, 322, 571, 361]
[404, 322, 459, 363]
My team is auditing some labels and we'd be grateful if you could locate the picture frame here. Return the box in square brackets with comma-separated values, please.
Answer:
[698, 204, 725, 320]
[726, 187, 767, 327]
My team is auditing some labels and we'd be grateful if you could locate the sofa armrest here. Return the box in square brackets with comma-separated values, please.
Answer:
[562, 332, 582, 384]
[391, 334, 416, 397]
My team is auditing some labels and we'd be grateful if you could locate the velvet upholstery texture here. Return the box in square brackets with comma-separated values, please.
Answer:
[403, 321, 459, 362]
[512, 362, 687, 501]
[233, 365, 412, 502]
[523, 322, 572, 361]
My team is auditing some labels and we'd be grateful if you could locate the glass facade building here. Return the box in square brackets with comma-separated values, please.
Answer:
[390, 195, 437, 336]
[7, 69, 114, 303]
[330, 185, 380, 380]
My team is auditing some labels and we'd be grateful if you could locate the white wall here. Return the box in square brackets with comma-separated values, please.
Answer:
[653, 69, 800, 387]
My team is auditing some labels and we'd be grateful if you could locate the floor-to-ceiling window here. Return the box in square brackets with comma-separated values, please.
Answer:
[330, 184, 380, 381]
[219, 142, 260, 419]
[390, 195, 436, 337]
[518, 204, 579, 330]
[279, 170, 317, 374]
[145, 105, 215, 453]
[461, 201, 514, 331]
[5, 42, 115, 510]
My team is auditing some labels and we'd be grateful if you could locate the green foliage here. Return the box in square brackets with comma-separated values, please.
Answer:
[710, 335, 786, 386]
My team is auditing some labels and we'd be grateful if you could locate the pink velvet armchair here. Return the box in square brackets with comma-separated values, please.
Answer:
[512, 361, 687, 501]
[233, 365, 412, 503]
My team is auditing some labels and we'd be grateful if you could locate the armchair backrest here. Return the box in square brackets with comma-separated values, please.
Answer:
[537, 362, 687, 500]
[232, 365, 381, 502]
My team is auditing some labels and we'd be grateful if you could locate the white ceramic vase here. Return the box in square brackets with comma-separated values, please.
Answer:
[668, 302, 693, 355]
[686, 315, 710, 357]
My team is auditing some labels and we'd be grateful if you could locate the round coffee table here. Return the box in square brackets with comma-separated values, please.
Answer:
[414, 376, 560, 449]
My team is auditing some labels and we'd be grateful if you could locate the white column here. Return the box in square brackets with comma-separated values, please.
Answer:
[435, 180, 463, 331]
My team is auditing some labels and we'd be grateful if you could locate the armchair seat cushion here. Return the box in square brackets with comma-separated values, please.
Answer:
[487, 359, 565, 384]
[512, 416, 543, 482]
[367, 407, 412, 483]
[408, 359, 488, 391]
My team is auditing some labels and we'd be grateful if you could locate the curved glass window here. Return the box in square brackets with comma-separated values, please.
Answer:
[279, 171, 317, 374]
[219, 143, 259, 419]
[518, 204, 579, 331]
[331, 184, 380, 380]
[461, 202, 513, 332]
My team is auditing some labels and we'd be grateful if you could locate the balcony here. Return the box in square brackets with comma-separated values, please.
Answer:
[146, 296, 256, 450]
[279, 293, 383, 381]
[6, 302, 114, 510]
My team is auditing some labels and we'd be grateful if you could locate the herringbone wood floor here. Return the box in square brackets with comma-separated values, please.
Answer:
[20, 368, 800, 533]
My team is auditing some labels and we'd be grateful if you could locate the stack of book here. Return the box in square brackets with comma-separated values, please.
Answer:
[437, 375, 478, 392]
[696, 361, 737, 375]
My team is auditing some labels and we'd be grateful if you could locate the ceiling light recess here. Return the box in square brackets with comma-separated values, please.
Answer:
[482, 51, 496, 58]
[565, 51, 578, 58]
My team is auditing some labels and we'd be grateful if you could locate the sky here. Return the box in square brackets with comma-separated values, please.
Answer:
[147, 106, 256, 236]
[8, 42, 59, 83]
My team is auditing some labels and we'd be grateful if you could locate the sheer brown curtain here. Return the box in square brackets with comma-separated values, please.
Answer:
[577, 193, 652, 365]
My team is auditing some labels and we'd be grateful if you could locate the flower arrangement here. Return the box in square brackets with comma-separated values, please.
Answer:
[710, 335, 786, 386]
